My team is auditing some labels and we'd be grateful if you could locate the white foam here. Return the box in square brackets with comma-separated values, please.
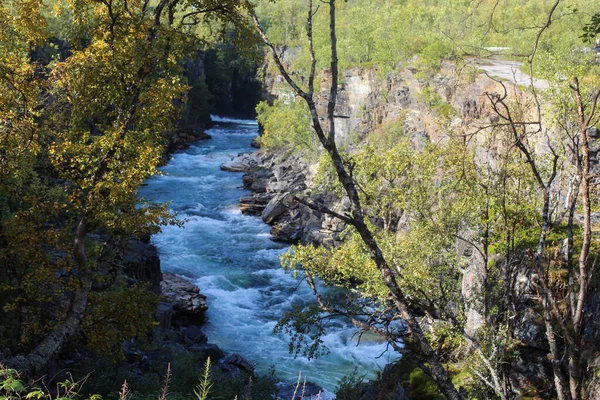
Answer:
[139, 116, 400, 393]
[211, 115, 258, 125]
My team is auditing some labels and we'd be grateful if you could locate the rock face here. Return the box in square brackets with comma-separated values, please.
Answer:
[160, 272, 208, 325]
[123, 239, 163, 294]
[236, 149, 340, 244]
[240, 59, 509, 246]
[162, 51, 212, 160]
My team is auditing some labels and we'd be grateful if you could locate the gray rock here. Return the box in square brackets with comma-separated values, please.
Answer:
[221, 353, 254, 373]
[277, 381, 324, 400]
[155, 301, 173, 329]
[191, 343, 225, 360]
[183, 325, 208, 345]
[262, 193, 296, 224]
[514, 308, 546, 349]
[123, 239, 163, 294]
[161, 273, 208, 324]
[221, 153, 258, 172]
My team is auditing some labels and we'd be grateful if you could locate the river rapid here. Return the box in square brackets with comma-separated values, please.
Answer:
[139, 117, 395, 394]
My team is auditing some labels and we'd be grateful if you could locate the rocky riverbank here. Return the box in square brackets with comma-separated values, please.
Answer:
[126, 242, 329, 399]
[228, 60, 513, 246]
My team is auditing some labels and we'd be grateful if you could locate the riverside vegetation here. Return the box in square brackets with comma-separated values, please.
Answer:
[1, 0, 600, 399]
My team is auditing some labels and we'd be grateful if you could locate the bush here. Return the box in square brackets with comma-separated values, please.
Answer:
[256, 99, 317, 155]
[335, 368, 365, 400]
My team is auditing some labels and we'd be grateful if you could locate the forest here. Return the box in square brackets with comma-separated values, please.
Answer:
[1, 0, 600, 399]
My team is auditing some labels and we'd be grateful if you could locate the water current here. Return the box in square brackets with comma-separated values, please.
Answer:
[139, 117, 395, 395]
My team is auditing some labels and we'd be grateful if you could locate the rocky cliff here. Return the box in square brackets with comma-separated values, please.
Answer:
[225, 55, 600, 398]
[235, 60, 505, 244]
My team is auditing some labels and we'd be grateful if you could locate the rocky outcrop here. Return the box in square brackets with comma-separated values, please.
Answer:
[123, 239, 163, 294]
[231, 149, 343, 244]
[160, 272, 208, 326]
[164, 129, 212, 158]
[238, 60, 507, 246]
[220, 152, 259, 172]
[162, 52, 213, 160]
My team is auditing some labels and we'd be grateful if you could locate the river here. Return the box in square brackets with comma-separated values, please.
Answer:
[138, 116, 395, 395]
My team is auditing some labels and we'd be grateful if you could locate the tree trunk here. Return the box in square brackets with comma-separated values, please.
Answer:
[248, 2, 464, 398]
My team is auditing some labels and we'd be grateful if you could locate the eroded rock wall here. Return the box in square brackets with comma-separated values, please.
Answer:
[238, 60, 506, 245]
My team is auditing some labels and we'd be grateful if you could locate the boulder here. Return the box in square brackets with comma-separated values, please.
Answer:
[161, 273, 208, 324]
[190, 343, 225, 361]
[261, 193, 296, 224]
[221, 153, 258, 172]
[277, 381, 324, 400]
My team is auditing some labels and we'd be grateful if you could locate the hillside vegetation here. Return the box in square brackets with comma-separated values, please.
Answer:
[252, 0, 600, 399]
[1, 0, 600, 399]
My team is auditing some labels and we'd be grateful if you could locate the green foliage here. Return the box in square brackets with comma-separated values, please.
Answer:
[0, 361, 278, 400]
[256, 0, 598, 82]
[334, 368, 365, 400]
[0, 0, 257, 371]
[406, 368, 443, 400]
[277, 108, 562, 392]
[82, 283, 159, 359]
[581, 11, 600, 43]
[0, 365, 99, 400]
[193, 358, 212, 400]
[288, 120, 482, 301]
[313, 151, 344, 197]
[273, 303, 330, 360]
[418, 41, 454, 71]
[256, 99, 317, 154]
[0, 367, 25, 395]
[204, 366, 278, 400]
[417, 86, 455, 120]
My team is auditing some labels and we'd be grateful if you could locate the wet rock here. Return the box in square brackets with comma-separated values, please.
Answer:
[191, 343, 225, 361]
[277, 381, 324, 400]
[182, 325, 208, 345]
[221, 153, 258, 172]
[161, 273, 208, 325]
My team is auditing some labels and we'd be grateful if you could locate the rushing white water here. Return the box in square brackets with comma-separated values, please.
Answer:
[139, 117, 396, 394]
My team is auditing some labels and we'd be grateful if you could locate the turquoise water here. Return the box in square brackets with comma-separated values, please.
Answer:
[139, 116, 395, 394]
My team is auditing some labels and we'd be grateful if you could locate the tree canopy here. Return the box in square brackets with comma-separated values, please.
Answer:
[0, 0, 257, 374]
